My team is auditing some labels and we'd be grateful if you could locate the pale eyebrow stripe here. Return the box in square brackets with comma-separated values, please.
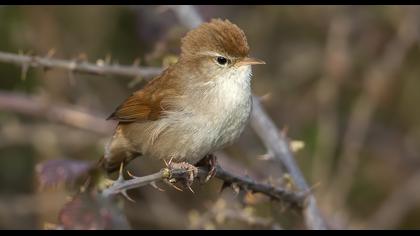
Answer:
[198, 51, 222, 57]
[198, 51, 238, 60]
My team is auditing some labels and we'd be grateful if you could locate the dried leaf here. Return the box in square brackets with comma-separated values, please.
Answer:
[282, 173, 298, 192]
[290, 140, 305, 153]
[46, 48, 56, 58]
[96, 59, 105, 67]
[243, 191, 258, 205]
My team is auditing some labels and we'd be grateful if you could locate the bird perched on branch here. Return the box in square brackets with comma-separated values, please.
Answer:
[101, 19, 265, 187]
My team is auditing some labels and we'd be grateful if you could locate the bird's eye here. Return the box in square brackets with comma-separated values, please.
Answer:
[216, 56, 229, 66]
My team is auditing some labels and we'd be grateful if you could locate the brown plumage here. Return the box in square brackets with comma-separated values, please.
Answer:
[181, 19, 250, 58]
[102, 18, 263, 174]
[107, 67, 181, 122]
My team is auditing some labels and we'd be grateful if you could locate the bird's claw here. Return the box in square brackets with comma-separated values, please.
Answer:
[163, 160, 198, 193]
[163, 178, 184, 192]
[197, 154, 217, 183]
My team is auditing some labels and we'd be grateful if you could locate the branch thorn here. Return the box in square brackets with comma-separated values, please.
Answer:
[121, 189, 136, 202]
[163, 179, 183, 192]
[116, 162, 125, 182]
[150, 181, 165, 192]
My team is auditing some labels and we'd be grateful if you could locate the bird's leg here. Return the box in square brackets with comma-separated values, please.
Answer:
[196, 154, 218, 183]
[164, 159, 198, 193]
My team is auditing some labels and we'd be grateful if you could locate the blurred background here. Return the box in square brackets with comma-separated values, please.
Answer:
[1, 5, 420, 229]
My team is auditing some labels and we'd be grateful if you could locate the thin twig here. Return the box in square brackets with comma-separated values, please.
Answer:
[102, 164, 305, 209]
[0, 51, 162, 78]
[0, 91, 113, 135]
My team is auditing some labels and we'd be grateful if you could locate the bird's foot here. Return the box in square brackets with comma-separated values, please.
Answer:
[163, 158, 198, 193]
[196, 154, 218, 183]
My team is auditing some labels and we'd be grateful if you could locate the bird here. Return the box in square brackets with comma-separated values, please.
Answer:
[101, 19, 265, 185]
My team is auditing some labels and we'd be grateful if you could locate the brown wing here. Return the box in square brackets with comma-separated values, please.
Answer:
[107, 67, 180, 123]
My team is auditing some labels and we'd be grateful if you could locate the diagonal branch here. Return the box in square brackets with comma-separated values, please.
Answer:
[250, 98, 327, 229]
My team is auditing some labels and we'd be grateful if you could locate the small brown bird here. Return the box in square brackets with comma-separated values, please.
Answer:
[102, 19, 265, 180]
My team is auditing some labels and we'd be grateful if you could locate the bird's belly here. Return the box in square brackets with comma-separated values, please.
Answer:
[140, 97, 251, 164]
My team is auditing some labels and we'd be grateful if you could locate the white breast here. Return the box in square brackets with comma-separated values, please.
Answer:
[207, 65, 252, 148]
[144, 65, 253, 164]
[185, 65, 252, 160]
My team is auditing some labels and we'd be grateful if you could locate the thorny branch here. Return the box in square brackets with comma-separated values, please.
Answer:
[0, 51, 162, 79]
[170, 5, 327, 230]
[250, 99, 326, 229]
[102, 164, 306, 209]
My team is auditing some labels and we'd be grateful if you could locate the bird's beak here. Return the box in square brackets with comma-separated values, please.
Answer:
[236, 57, 266, 67]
